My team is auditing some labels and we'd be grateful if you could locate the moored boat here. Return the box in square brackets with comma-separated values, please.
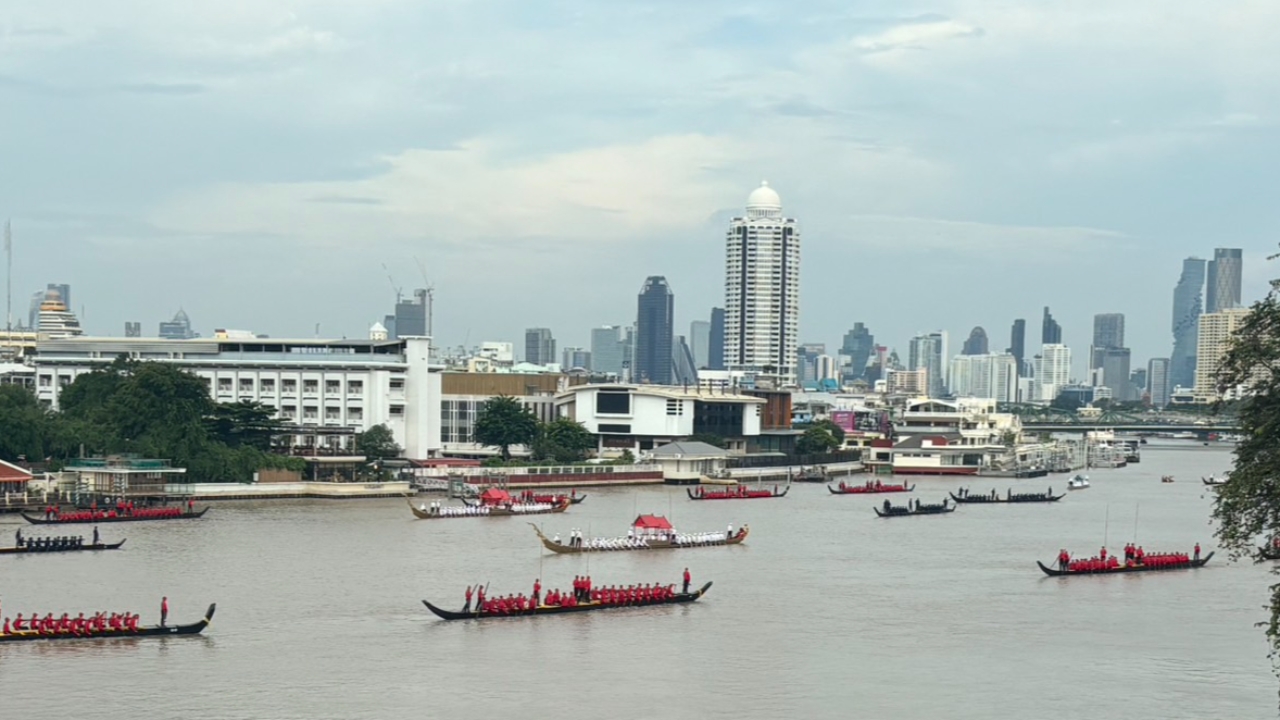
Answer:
[422, 582, 712, 621]
[793, 466, 828, 483]
[687, 485, 787, 500]
[873, 498, 955, 517]
[532, 519, 748, 554]
[828, 480, 914, 495]
[22, 508, 207, 525]
[1067, 475, 1090, 490]
[409, 496, 570, 519]
[0, 539, 126, 555]
[949, 488, 1063, 504]
[1037, 553, 1213, 577]
[0, 603, 216, 642]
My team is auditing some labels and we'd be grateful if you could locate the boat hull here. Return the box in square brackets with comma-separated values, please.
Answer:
[0, 540, 126, 555]
[409, 497, 570, 519]
[423, 583, 712, 621]
[686, 487, 788, 501]
[949, 492, 1064, 504]
[828, 484, 914, 495]
[873, 505, 955, 517]
[533, 524, 748, 554]
[0, 603, 215, 642]
[21, 509, 207, 525]
[1036, 553, 1213, 577]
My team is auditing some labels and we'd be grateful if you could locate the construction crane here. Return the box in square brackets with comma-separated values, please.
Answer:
[414, 256, 435, 337]
[381, 263, 403, 305]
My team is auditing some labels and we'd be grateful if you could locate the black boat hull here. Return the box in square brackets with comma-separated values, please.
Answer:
[1036, 553, 1214, 577]
[828, 484, 914, 495]
[0, 540, 126, 555]
[21, 509, 208, 525]
[686, 487, 788, 500]
[423, 582, 712, 621]
[874, 506, 955, 517]
[948, 492, 1064, 504]
[0, 603, 216, 642]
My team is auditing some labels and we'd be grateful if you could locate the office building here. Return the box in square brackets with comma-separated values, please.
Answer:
[1170, 257, 1207, 390]
[1042, 307, 1062, 344]
[124, 322, 141, 337]
[962, 327, 988, 356]
[388, 289, 428, 339]
[841, 323, 875, 381]
[524, 328, 556, 365]
[1096, 347, 1133, 401]
[1194, 308, 1251, 402]
[1033, 344, 1071, 402]
[1090, 313, 1125, 367]
[159, 309, 198, 340]
[590, 326, 626, 377]
[724, 182, 801, 385]
[1009, 319, 1026, 376]
[1147, 358, 1171, 408]
[908, 331, 948, 398]
[796, 343, 826, 385]
[562, 347, 591, 371]
[1206, 248, 1243, 314]
[690, 320, 711, 369]
[634, 276, 674, 385]
[948, 353, 1018, 402]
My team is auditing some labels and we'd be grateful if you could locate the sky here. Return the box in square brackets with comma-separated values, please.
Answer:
[3, 1, 1279, 378]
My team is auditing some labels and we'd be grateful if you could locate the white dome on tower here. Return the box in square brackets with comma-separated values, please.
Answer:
[745, 181, 782, 219]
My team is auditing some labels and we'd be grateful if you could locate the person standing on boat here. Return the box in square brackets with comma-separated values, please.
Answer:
[464, 585, 473, 612]
[532, 579, 541, 606]
[1099, 546, 1107, 563]
[1194, 543, 1201, 561]
[160, 597, 168, 627]
[14, 528, 22, 547]
[92, 527, 99, 545]
[682, 568, 691, 594]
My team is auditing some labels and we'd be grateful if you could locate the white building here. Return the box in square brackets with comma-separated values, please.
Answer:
[36, 290, 83, 339]
[1194, 308, 1251, 402]
[885, 368, 928, 396]
[724, 182, 801, 386]
[31, 335, 442, 457]
[908, 331, 948, 397]
[1033, 344, 1072, 402]
[949, 353, 1018, 402]
[555, 384, 764, 454]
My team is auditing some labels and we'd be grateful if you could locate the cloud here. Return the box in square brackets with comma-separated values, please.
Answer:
[853, 19, 984, 54]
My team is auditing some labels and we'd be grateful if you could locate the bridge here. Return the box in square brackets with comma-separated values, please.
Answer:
[1018, 423, 1238, 434]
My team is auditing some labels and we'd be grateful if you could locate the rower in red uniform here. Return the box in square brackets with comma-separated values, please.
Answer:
[683, 567, 691, 594]
[532, 579, 541, 606]
[1194, 543, 1201, 561]
[1099, 546, 1107, 562]
[161, 597, 169, 627]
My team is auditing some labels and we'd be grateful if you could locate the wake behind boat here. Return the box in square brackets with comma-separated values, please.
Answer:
[828, 480, 914, 495]
[687, 484, 787, 500]
[409, 496, 569, 519]
[0, 603, 215, 642]
[532, 516, 748, 554]
[949, 487, 1063, 504]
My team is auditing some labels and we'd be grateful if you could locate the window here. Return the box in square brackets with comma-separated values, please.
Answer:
[260, 379, 276, 392]
[38, 375, 51, 387]
[598, 423, 631, 433]
[348, 380, 363, 395]
[325, 380, 340, 393]
[390, 378, 405, 391]
[390, 404, 404, 416]
[303, 380, 319, 393]
[325, 407, 341, 421]
[58, 375, 72, 387]
[282, 379, 297, 393]
[348, 407, 363, 421]
[239, 379, 254, 392]
[217, 378, 232, 392]
[596, 390, 631, 415]
[303, 406, 318, 420]
[281, 405, 297, 420]
[665, 399, 683, 416]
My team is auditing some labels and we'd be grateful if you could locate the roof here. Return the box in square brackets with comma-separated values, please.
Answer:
[479, 488, 512, 502]
[0, 458, 33, 483]
[633, 514, 674, 530]
[648, 441, 729, 459]
[893, 433, 963, 449]
[557, 384, 766, 405]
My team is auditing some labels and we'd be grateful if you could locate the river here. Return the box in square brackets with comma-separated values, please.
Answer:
[1, 442, 1274, 719]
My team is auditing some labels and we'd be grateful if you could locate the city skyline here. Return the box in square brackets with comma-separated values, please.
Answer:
[3, 4, 1274, 375]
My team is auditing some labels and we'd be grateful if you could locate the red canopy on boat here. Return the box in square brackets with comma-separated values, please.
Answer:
[479, 488, 512, 503]
[632, 514, 674, 530]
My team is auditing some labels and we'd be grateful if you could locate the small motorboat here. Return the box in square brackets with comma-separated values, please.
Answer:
[1202, 475, 1229, 487]
[1161, 475, 1175, 483]
[1067, 475, 1090, 490]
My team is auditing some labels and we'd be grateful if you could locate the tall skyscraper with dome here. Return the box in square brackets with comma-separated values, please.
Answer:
[723, 182, 800, 386]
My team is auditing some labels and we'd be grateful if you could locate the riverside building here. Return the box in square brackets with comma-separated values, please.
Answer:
[31, 335, 443, 458]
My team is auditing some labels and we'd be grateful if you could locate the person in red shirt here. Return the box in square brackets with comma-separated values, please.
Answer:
[161, 597, 169, 627]
[532, 579, 541, 606]
[683, 568, 691, 594]
[464, 585, 473, 612]
[1194, 543, 1201, 561]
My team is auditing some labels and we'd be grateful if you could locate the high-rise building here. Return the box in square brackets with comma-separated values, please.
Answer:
[524, 328, 556, 365]
[796, 343, 826, 385]
[908, 331, 948, 397]
[1042, 307, 1062, 344]
[1034, 344, 1071, 402]
[561, 347, 591, 370]
[391, 289, 428, 339]
[690, 320, 711, 369]
[1171, 257, 1207, 390]
[159, 309, 197, 339]
[1009, 319, 1026, 377]
[1147, 358, 1171, 408]
[724, 182, 801, 385]
[35, 289, 83, 338]
[124, 322, 141, 337]
[962, 326, 989, 355]
[1097, 347, 1133, 401]
[634, 276, 674, 384]
[28, 284, 71, 329]
[1206, 248, 1243, 314]
[1091, 313, 1125, 365]
[590, 325, 626, 376]
[949, 353, 1018, 402]
[1194, 308, 1251, 402]
[840, 323, 875, 382]
[708, 308, 726, 371]
[673, 336, 698, 385]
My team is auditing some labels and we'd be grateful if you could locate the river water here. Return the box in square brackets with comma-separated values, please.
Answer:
[1, 443, 1275, 719]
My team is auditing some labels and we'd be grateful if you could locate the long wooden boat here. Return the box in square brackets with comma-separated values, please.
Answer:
[464, 493, 586, 507]
[687, 486, 788, 501]
[0, 539, 126, 555]
[408, 497, 570, 519]
[1202, 477, 1229, 487]
[0, 603, 216, 643]
[531, 523, 748, 554]
[828, 482, 914, 495]
[873, 501, 955, 517]
[422, 582, 712, 621]
[21, 508, 208, 525]
[948, 491, 1064, 504]
[1037, 553, 1213, 577]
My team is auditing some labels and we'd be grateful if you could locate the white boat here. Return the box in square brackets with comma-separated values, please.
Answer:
[1067, 475, 1090, 490]
[1202, 474, 1229, 487]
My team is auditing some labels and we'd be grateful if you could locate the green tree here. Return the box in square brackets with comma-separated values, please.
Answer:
[356, 423, 402, 459]
[532, 418, 595, 463]
[1211, 280, 1280, 663]
[205, 401, 282, 450]
[0, 385, 49, 462]
[473, 396, 539, 461]
[810, 419, 846, 445]
[795, 426, 839, 455]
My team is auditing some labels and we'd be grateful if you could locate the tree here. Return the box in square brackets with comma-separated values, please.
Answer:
[0, 385, 49, 462]
[532, 418, 595, 463]
[795, 426, 839, 455]
[810, 419, 846, 445]
[1211, 280, 1280, 664]
[356, 423, 402, 459]
[472, 396, 538, 461]
[205, 401, 282, 450]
